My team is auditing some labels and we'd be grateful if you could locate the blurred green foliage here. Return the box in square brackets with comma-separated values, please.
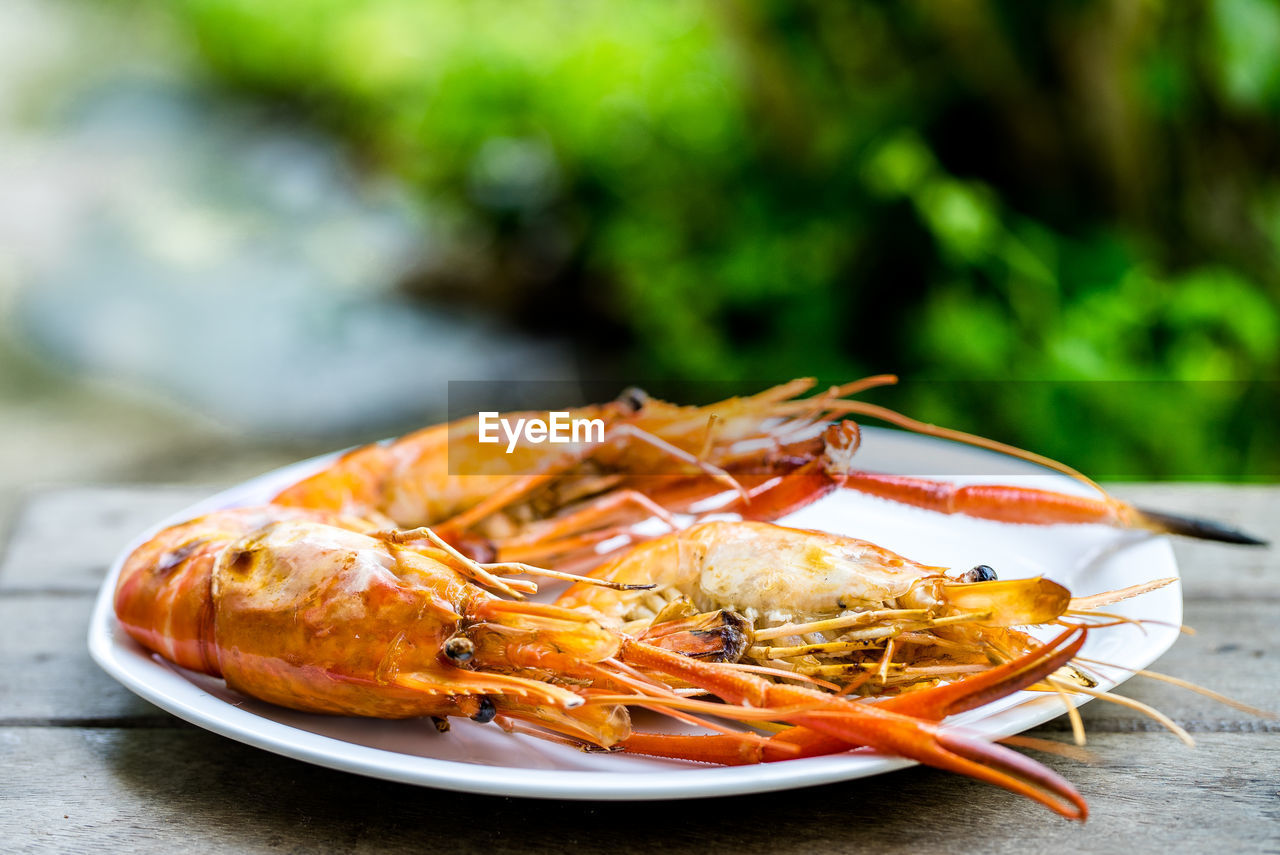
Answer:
[162, 0, 1278, 477]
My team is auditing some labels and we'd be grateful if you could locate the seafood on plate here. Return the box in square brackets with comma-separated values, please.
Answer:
[272, 377, 1264, 573]
[557, 520, 1164, 695]
[112, 378, 1268, 821]
[114, 505, 1092, 819]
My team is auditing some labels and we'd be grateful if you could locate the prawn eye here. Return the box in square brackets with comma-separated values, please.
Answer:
[958, 564, 998, 583]
[616, 386, 649, 413]
[442, 635, 475, 664]
[471, 696, 497, 723]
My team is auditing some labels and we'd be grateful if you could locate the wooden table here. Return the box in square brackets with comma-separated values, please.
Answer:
[3, 485, 1277, 853]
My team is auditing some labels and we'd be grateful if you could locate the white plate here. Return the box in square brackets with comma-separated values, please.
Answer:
[88, 427, 1181, 800]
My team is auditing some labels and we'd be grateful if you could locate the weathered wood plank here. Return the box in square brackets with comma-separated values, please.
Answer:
[0, 486, 214, 592]
[1109, 484, 1279, 601]
[0, 596, 160, 721]
[4, 727, 1277, 855]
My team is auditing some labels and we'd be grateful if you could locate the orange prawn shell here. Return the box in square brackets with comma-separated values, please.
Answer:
[557, 520, 947, 623]
[113, 509, 622, 727]
[270, 380, 832, 529]
[113, 506, 378, 676]
[616, 379, 822, 454]
[210, 520, 482, 719]
[272, 405, 623, 527]
[559, 520, 1076, 635]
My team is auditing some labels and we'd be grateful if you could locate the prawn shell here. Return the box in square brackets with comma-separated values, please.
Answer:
[113, 506, 368, 675]
[274, 405, 622, 528]
[271, 380, 827, 530]
[942, 578, 1072, 626]
[211, 521, 474, 718]
[119, 509, 633, 741]
[559, 520, 947, 623]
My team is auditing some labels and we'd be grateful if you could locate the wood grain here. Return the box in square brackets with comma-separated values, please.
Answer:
[4, 728, 1277, 854]
[0, 487, 211, 593]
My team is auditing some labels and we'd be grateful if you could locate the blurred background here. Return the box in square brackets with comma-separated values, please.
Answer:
[2, 0, 1278, 526]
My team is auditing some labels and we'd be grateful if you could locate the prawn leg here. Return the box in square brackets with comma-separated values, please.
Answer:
[646, 422, 857, 522]
[720, 460, 841, 522]
[620, 628, 1085, 763]
[605, 423, 746, 497]
[434, 474, 557, 538]
[764, 628, 1087, 760]
[617, 731, 782, 766]
[495, 490, 680, 564]
[618, 638, 1087, 820]
[434, 423, 748, 561]
[836, 471, 1267, 545]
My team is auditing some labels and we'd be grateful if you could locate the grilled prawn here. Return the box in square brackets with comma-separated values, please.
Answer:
[114, 506, 1090, 819]
[273, 378, 1262, 574]
[557, 520, 1155, 694]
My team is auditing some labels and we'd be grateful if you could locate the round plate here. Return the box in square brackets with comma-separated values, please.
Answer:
[88, 427, 1181, 799]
